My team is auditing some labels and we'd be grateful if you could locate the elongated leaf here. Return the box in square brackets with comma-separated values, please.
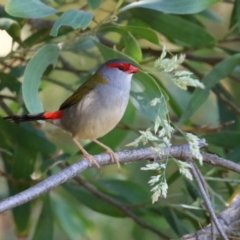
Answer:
[98, 26, 142, 61]
[63, 183, 125, 217]
[5, 0, 58, 18]
[161, 207, 188, 236]
[97, 179, 150, 203]
[12, 203, 31, 235]
[94, 39, 138, 64]
[131, 9, 214, 47]
[88, 0, 101, 9]
[63, 36, 95, 52]
[121, 0, 220, 14]
[23, 44, 60, 113]
[204, 131, 240, 149]
[99, 24, 159, 45]
[226, 146, 240, 162]
[33, 195, 53, 240]
[50, 9, 94, 37]
[123, 32, 142, 62]
[180, 54, 240, 123]
[52, 194, 87, 238]
[122, 26, 159, 45]
[2, 150, 32, 235]
[230, 0, 240, 31]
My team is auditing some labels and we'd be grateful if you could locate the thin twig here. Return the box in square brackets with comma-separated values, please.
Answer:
[0, 169, 30, 185]
[182, 192, 240, 239]
[0, 94, 17, 101]
[189, 161, 229, 240]
[43, 77, 75, 92]
[58, 55, 87, 76]
[212, 88, 240, 116]
[68, 172, 168, 239]
[0, 98, 14, 115]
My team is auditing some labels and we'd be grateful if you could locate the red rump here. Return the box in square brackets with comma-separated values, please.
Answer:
[43, 110, 63, 119]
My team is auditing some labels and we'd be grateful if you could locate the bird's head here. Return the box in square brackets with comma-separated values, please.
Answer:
[97, 59, 140, 89]
[105, 59, 140, 74]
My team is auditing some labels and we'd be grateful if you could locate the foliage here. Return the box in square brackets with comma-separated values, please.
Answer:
[0, 0, 240, 239]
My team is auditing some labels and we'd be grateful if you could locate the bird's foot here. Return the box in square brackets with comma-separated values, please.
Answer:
[83, 152, 101, 168]
[105, 147, 121, 169]
[73, 137, 100, 168]
[92, 139, 121, 169]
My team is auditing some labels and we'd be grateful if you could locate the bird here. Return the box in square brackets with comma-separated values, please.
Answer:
[3, 59, 140, 168]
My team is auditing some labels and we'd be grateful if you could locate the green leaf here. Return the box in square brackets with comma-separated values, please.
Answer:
[63, 183, 126, 217]
[131, 72, 167, 122]
[0, 118, 56, 155]
[216, 84, 238, 131]
[0, 72, 21, 93]
[230, 0, 240, 31]
[122, 26, 159, 45]
[23, 44, 60, 113]
[88, 0, 101, 9]
[123, 32, 142, 62]
[12, 203, 31, 235]
[2, 151, 32, 235]
[0, 18, 21, 42]
[121, 0, 220, 14]
[131, 9, 215, 47]
[94, 38, 139, 64]
[204, 131, 240, 149]
[32, 194, 53, 240]
[97, 179, 150, 203]
[5, 0, 58, 18]
[236, 1, 240, 32]
[226, 146, 240, 162]
[180, 54, 240, 123]
[50, 9, 94, 37]
[63, 36, 95, 52]
[52, 194, 87, 238]
[160, 207, 188, 236]
[99, 24, 159, 45]
[98, 26, 142, 61]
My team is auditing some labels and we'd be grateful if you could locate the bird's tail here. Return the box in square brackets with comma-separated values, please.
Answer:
[3, 110, 63, 123]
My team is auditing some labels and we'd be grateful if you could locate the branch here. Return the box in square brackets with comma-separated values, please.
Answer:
[189, 161, 229, 240]
[0, 138, 240, 215]
[0, 139, 209, 212]
[182, 191, 240, 239]
[70, 173, 168, 239]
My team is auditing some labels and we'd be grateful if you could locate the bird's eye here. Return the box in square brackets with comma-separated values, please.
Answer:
[118, 66, 124, 71]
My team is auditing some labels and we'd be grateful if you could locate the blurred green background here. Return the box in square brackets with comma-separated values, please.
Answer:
[1, 0, 240, 239]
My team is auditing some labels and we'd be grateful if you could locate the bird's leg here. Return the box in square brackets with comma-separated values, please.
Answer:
[73, 138, 100, 168]
[92, 139, 120, 169]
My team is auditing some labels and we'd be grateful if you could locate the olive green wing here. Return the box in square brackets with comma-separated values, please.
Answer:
[59, 71, 107, 110]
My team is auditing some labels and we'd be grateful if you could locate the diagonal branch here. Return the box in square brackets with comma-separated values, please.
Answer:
[189, 161, 229, 240]
[182, 191, 240, 239]
[0, 139, 204, 212]
[0, 138, 239, 214]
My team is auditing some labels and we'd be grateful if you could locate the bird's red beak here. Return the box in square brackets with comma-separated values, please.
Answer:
[128, 64, 140, 74]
